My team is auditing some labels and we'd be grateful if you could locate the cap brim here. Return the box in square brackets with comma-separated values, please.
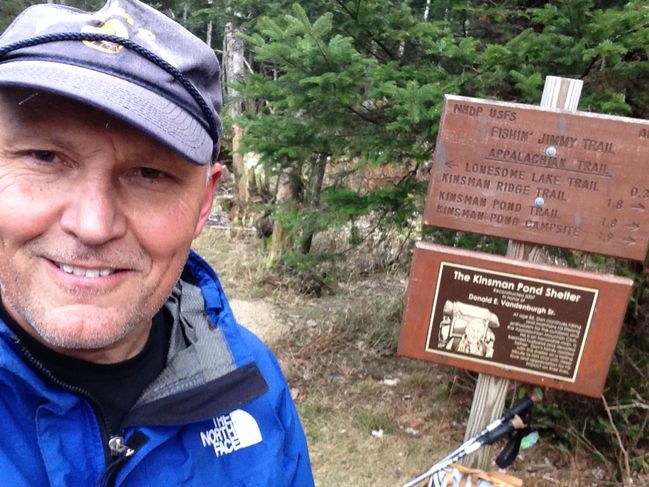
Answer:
[0, 60, 212, 165]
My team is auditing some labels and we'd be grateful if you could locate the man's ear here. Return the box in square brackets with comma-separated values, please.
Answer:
[194, 163, 223, 237]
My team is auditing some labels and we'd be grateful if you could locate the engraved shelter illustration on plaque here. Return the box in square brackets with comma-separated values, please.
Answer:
[436, 301, 499, 359]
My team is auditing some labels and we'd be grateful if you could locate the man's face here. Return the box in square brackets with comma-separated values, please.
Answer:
[465, 319, 485, 343]
[0, 89, 219, 362]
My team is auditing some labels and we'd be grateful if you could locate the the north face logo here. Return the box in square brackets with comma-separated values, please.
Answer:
[200, 409, 262, 457]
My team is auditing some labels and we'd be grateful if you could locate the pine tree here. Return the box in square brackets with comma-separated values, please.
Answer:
[233, 0, 648, 265]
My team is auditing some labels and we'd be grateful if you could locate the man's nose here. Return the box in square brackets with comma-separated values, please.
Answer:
[59, 176, 127, 246]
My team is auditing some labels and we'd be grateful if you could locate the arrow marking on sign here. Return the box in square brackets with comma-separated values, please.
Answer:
[622, 236, 637, 245]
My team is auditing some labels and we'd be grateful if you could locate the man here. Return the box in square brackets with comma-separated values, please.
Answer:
[0, 1, 313, 485]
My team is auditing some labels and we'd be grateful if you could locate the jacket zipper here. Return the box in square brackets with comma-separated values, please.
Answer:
[12, 337, 128, 466]
[99, 438, 135, 487]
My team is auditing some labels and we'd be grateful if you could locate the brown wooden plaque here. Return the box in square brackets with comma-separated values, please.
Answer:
[398, 242, 633, 397]
[424, 95, 649, 261]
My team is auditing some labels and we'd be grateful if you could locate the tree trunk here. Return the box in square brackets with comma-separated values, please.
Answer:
[206, 21, 213, 47]
[205, 1, 214, 46]
[224, 22, 250, 213]
[300, 153, 328, 254]
[423, 0, 431, 21]
[269, 169, 300, 265]
[231, 125, 249, 211]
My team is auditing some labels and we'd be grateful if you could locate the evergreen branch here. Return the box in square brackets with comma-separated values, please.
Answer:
[354, 0, 361, 19]
[332, 162, 421, 257]
[333, 0, 398, 61]
[611, 22, 649, 43]
[328, 166, 359, 187]
[581, 21, 649, 79]
[333, 0, 358, 21]
[336, 212, 389, 257]
[292, 5, 333, 70]
[346, 105, 390, 125]
[395, 162, 421, 186]
[580, 54, 599, 79]
[334, 35, 388, 63]
[306, 31, 332, 69]
[391, 223, 415, 265]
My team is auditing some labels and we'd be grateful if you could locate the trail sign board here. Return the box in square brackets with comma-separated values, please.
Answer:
[398, 242, 633, 397]
[424, 95, 649, 261]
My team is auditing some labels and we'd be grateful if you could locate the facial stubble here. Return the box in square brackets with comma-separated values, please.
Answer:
[0, 244, 182, 352]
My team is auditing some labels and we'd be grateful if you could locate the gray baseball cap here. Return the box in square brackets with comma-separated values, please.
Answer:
[0, 0, 222, 165]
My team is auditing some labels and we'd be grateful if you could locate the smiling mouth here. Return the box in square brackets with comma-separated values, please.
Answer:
[56, 263, 116, 278]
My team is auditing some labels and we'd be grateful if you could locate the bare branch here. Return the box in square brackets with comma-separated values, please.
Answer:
[601, 394, 632, 485]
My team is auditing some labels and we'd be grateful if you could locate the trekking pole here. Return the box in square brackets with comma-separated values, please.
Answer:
[402, 394, 539, 487]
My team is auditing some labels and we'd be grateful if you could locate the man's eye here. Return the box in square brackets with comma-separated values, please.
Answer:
[136, 167, 167, 180]
[31, 151, 58, 162]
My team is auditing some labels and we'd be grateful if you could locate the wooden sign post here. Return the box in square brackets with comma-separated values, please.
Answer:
[399, 76, 648, 470]
[464, 77, 583, 469]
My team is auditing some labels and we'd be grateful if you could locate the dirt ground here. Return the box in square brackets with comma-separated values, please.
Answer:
[193, 226, 638, 487]
[229, 298, 288, 342]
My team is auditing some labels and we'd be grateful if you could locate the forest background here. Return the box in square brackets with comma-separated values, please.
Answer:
[2, 0, 647, 484]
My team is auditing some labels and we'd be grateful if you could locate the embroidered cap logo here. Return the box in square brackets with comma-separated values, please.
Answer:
[80, 3, 168, 65]
[81, 5, 132, 54]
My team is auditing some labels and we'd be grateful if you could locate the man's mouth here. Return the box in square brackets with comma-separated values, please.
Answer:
[57, 263, 116, 278]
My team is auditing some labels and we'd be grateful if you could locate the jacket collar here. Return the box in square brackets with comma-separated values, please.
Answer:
[125, 253, 268, 427]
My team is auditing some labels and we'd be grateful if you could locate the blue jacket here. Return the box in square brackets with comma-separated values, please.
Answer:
[0, 251, 314, 486]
